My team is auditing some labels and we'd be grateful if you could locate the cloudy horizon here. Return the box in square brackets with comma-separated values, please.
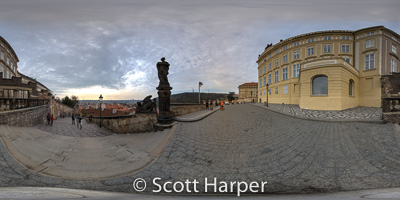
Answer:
[1, 0, 399, 100]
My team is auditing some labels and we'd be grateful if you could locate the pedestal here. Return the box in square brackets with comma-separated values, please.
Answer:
[157, 87, 174, 124]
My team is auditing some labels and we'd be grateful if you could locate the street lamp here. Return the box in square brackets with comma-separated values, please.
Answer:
[266, 83, 269, 107]
[199, 82, 203, 104]
[99, 94, 103, 128]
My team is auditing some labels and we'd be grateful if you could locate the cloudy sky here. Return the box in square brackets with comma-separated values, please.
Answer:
[1, 0, 399, 100]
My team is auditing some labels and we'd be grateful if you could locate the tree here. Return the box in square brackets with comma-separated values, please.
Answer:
[62, 96, 78, 108]
[227, 92, 235, 102]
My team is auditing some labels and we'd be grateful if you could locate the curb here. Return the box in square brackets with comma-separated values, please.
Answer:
[173, 107, 220, 122]
[252, 104, 385, 124]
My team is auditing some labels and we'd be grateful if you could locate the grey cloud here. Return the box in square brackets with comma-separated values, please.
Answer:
[0, 0, 399, 99]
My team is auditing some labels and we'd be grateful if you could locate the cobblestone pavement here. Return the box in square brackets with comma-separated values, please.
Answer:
[0, 104, 399, 195]
[253, 103, 382, 120]
[35, 117, 114, 137]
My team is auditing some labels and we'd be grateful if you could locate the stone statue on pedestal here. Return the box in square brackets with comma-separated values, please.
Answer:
[156, 57, 173, 124]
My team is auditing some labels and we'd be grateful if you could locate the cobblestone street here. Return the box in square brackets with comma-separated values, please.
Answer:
[36, 117, 114, 137]
[0, 104, 399, 194]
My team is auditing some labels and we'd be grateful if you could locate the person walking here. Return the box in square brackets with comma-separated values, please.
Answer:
[72, 115, 75, 125]
[205, 101, 209, 110]
[78, 116, 82, 130]
[50, 114, 54, 127]
[46, 113, 51, 126]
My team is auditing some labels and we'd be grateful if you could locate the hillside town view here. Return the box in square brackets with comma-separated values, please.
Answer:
[0, 1, 400, 200]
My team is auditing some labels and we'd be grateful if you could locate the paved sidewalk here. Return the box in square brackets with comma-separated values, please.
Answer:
[36, 118, 114, 137]
[0, 187, 400, 200]
[253, 103, 382, 122]
[174, 106, 220, 122]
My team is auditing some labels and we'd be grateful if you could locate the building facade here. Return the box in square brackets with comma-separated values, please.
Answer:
[257, 26, 399, 110]
[238, 82, 258, 103]
[0, 36, 52, 111]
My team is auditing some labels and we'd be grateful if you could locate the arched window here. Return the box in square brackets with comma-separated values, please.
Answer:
[349, 79, 354, 96]
[312, 75, 328, 95]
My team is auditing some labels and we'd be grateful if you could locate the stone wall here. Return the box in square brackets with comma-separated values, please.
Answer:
[89, 113, 157, 134]
[0, 105, 49, 126]
[382, 112, 400, 124]
[170, 103, 207, 117]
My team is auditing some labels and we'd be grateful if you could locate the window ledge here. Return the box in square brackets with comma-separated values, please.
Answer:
[311, 95, 328, 97]
[362, 48, 377, 54]
[363, 68, 377, 72]
[321, 54, 334, 56]
[305, 56, 317, 60]
[338, 53, 352, 56]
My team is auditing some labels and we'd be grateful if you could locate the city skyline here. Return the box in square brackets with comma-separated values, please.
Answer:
[1, 0, 399, 100]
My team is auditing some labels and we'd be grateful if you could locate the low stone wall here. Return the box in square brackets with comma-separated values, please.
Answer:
[170, 103, 208, 117]
[382, 112, 400, 124]
[89, 113, 157, 133]
[0, 105, 49, 126]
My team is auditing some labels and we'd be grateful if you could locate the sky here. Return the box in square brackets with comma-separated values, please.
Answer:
[0, 0, 399, 100]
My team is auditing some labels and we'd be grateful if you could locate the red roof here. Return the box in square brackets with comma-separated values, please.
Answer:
[239, 82, 258, 87]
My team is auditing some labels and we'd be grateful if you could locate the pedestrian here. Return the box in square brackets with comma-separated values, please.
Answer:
[89, 115, 93, 122]
[72, 115, 75, 125]
[50, 114, 54, 127]
[78, 116, 82, 130]
[206, 101, 209, 110]
[46, 113, 51, 126]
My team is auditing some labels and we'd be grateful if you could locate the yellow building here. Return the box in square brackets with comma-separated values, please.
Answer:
[238, 82, 258, 103]
[257, 26, 399, 110]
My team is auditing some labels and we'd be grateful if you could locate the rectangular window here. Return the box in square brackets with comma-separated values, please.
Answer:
[264, 66, 266, 73]
[283, 46, 287, 51]
[0, 51, 4, 60]
[283, 85, 287, 94]
[274, 71, 279, 82]
[260, 90, 262, 96]
[293, 50, 299, 59]
[268, 74, 271, 84]
[282, 67, 288, 80]
[342, 44, 350, 52]
[366, 32, 374, 36]
[342, 36, 350, 40]
[324, 36, 331, 40]
[263, 76, 266, 86]
[293, 64, 300, 78]
[264, 89, 266, 96]
[269, 54, 271, 58]
[391, 58, 398, 73]
[6, 57, 9, 65]
[283, 54, 288, 63]
[275, 50, 279, 55]
[294, 42, 299, 47]
[275, 87, 278, 94]
[366, 40, 374, 48]
[268, 89, 271, 95]
[308, 38, 314, 43]
[323, 44, 331, 53]
[6, 70, 9, 79]
[344, 58, 351, 64]
[275, 58, 278, 66]
[259, 78, 262, 88]
[365, 53, 375, 70]
[259, 69, 261, 75]
[392, 45, 397, 53]
[268, 63, 271, 70]
[308, 47, 314, 55]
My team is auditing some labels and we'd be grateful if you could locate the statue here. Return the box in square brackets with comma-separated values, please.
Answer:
[156, 57, 173, 124]
[157, 57, 170, 88]
[136, 95, 156, 113]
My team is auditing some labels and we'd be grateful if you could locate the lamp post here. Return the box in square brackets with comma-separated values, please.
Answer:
[99, 94, 103, 128]
[199, 82, 203, 104]
[266, 83, 269, 107]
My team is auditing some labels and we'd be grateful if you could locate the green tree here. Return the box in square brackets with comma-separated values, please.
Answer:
[62, 96, 78, 108]
[227, 92, 235, 102]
